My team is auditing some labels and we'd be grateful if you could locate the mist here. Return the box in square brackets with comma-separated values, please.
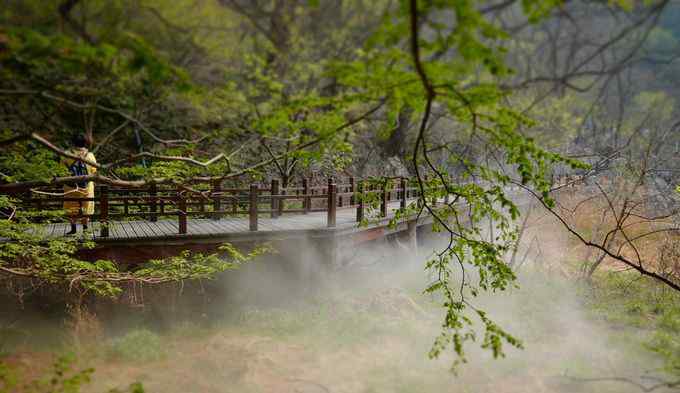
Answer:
[32, 222, 663, 393]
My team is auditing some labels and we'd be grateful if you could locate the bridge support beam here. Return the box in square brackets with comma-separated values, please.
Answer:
[406, 219, 418, 256]
[323, 235, 339, 268]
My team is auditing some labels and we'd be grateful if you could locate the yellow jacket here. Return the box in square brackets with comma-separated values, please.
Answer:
[63, 148, 97, 216]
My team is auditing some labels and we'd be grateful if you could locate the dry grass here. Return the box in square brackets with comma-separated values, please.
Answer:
[542, 184, 680, 280]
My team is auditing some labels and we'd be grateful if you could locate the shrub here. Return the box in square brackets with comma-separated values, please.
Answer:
[108, 329, 165, 362]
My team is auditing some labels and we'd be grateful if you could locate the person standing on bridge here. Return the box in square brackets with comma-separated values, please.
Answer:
[63, 134, 97, 235]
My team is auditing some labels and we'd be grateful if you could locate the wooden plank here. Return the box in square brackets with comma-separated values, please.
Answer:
[219, 218, 247, 231]
[47, 223, 58, 237]
[117, 222, 133, 239]
[142, 221, 162, 237]
[46, 223, 58, 237]
[162, 219, 180, 235]
[108, 222, 125, 239]
[132, 220, 156, 238]
[196, 219, 218, 234]
[214, 219, 243, 233]
[155, 220, 177, 236]
[130, 221, 150, 238]
[119, 221, 138, 239]
[203, 219, 227, 234]
[118, 221, 136, 239]
[201, 219, 225, 234]
[144, 221, 166, 237]
[187, 220, 213, 235]
[135, 221, 154, 238]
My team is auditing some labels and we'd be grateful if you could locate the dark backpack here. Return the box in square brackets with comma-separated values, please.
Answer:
[68, 160, 89, 188]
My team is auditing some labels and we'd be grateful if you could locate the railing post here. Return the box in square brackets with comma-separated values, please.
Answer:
[349, 177, 355, 205]
[249, 184, 258, 231]
[35, 195, 43, 212]
[303, 178, 310, 214]
[381, 179, 388, 217]
[99, 186, 109, 238]
[327, 183, 336, 228]
[178, 191, 187, 234]
[270, 179, 279, 219]
[149, 183, 158, 222]
[356, 180, 364, 222]
[400, 177, 407, 209]
[212, 179, 222, 220]
[278, 180, 286, 217]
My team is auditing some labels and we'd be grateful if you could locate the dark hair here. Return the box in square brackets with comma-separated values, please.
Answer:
[72, 134, 87, 148]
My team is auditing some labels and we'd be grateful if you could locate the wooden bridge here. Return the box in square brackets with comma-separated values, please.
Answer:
[4, 175, 545, 269]
[9, 177, 436, 252]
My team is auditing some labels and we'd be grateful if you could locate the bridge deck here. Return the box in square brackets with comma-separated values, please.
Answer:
[42, 200, 413, 244]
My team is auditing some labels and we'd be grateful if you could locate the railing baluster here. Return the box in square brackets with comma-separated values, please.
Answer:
[178, 191, 187, 235]
[199, 192, 206, 215]
[99, 186, 109, 238]
[278, 180, 285, 217]
[303, 178, 310, 214]
[249, 184, 258, 231]
[349, 177, 355, 205]
[149, 183, 157, 222]
[212, 179, 221, 220]
[270, 179, 279, 219]
[356, 180, 364, 222]
[327, 182, 336, 228]
[381, 179, 388, 217]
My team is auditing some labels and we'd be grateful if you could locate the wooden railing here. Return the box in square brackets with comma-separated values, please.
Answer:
[5, 177, 427, 237]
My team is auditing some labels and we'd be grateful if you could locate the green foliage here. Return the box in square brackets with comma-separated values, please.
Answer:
[586, 271, 680, 376]
[0, 354, 92, 393]
[0, 131, 69, 182]
[0, 361, 17, 393]
[329, 0, 593, 368]
[0, 0, 665, 375]
[135, 243, 271, 282]
[108, 329, 165, 362]
[0, 195, 270, 298]
[0, 195, 116, 296]
[1, 26, 185, 89]
[0, 354, 144, 393]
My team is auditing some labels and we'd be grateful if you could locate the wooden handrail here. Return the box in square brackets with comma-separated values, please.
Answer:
[3, 176, 437, 234]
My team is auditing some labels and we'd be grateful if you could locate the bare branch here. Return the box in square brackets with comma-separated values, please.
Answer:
[0, 101, 385, 192]
[92, 120, 130, 153]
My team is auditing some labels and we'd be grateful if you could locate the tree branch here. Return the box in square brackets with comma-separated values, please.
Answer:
[517, 180, 680, 292]
[0, 101, 385, 192]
